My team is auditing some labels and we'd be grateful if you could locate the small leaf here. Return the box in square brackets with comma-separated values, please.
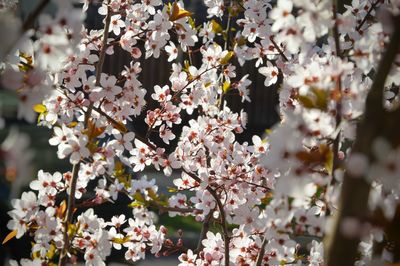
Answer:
[133, 192, 145, 203]
[46, 243, 56, 259]
[236, 36, 247, 46]
[264, 129, 272, 135]
[128, 200, 145, 208]
[18, 52, 34, 71]
[147, 188, 159, 201]
[169, 2, 192, 22]
[113, 236, 131, 244]
[33, 104, 47, 113]
[67, 224, 77, 236]
[56, 200, 67, 219]
[223, 80, 231, 93]
[84, 119, 107, 140]
[112, 120, 127, 133]
[311, 87, 328, 111]
[113, 161, 125, 177]
[227, 4, 243, 17]
[188, 17, 196, 29]
[220, 51, 234, 65]
[68, 121, 78, 128]
[211, 19, 223, 33]
[2, 230, 17, 245]
[297, 95, 315, 109]
[325, 146, 334, 175]
[167, 186, 178, 193]
[203, 82, 212, 88]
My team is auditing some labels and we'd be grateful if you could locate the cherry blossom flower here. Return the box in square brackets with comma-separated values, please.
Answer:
[165, 41, 178, 62]
[151, 85, 171, 102]
[110, 14, 125, 36]
[57, 135, 90, 164]
[178, 249, 197, 266]
[258, 61, 279, 87]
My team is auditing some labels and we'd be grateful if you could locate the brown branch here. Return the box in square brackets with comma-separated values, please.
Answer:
[255, 235, 268, 266]
[195, 212, 213, 253]
[58, 162, 81, 265]
[269, 36, 288, 62]
[58, 3, 112, 265]
[330, 0, 343, 187]
[85, 3, 112, 125]
[325, 16, 400, 266]
[157, 205, 201, 214]
[22, 0, 50, 31]
[355, 0, 381, 32]
[183, 172, 231, 265]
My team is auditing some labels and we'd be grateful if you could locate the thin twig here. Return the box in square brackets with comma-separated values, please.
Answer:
[269, 36, 288, 62]
[85, 3, 112, 126]
[195, 212, 213, 253]
[58, 3, 112, 265]
[355, 0, 381, 32]
[330, 0, 343, 187]
[58, 162, 81, 266]
[255, 235, 268, 266]
[22, 0, 50, 30]
[219, 0, 233, 110]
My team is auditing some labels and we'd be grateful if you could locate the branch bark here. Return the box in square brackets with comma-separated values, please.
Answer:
[58, 162, 81, 265]
[58, 3, 112, 265]
[22, 0, 50, 31]
[325, 16, 400, 266]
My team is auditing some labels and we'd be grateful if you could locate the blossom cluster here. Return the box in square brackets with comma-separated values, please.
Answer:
[1, 0, 400, 265]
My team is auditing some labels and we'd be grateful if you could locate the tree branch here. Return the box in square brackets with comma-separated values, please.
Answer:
[269, 36, 288, 62]
[85, 2, 112, 126]
[58, 162, 81, 265]
[22, 0, 50, 31]
[58, 3, 112, 265]
[195, 212, 213, 253]
[255, 235, 268, 266]
[355, 0, 381, 32]
[326, 16, 400, 266]
[330, 0, 343, 186]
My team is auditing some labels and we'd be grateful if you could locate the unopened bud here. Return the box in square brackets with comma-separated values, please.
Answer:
[177, 229, 183, 236]
[177, 238, 183, 247]
[160, 225, 167, 234]
[164, 239, 173, 246]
